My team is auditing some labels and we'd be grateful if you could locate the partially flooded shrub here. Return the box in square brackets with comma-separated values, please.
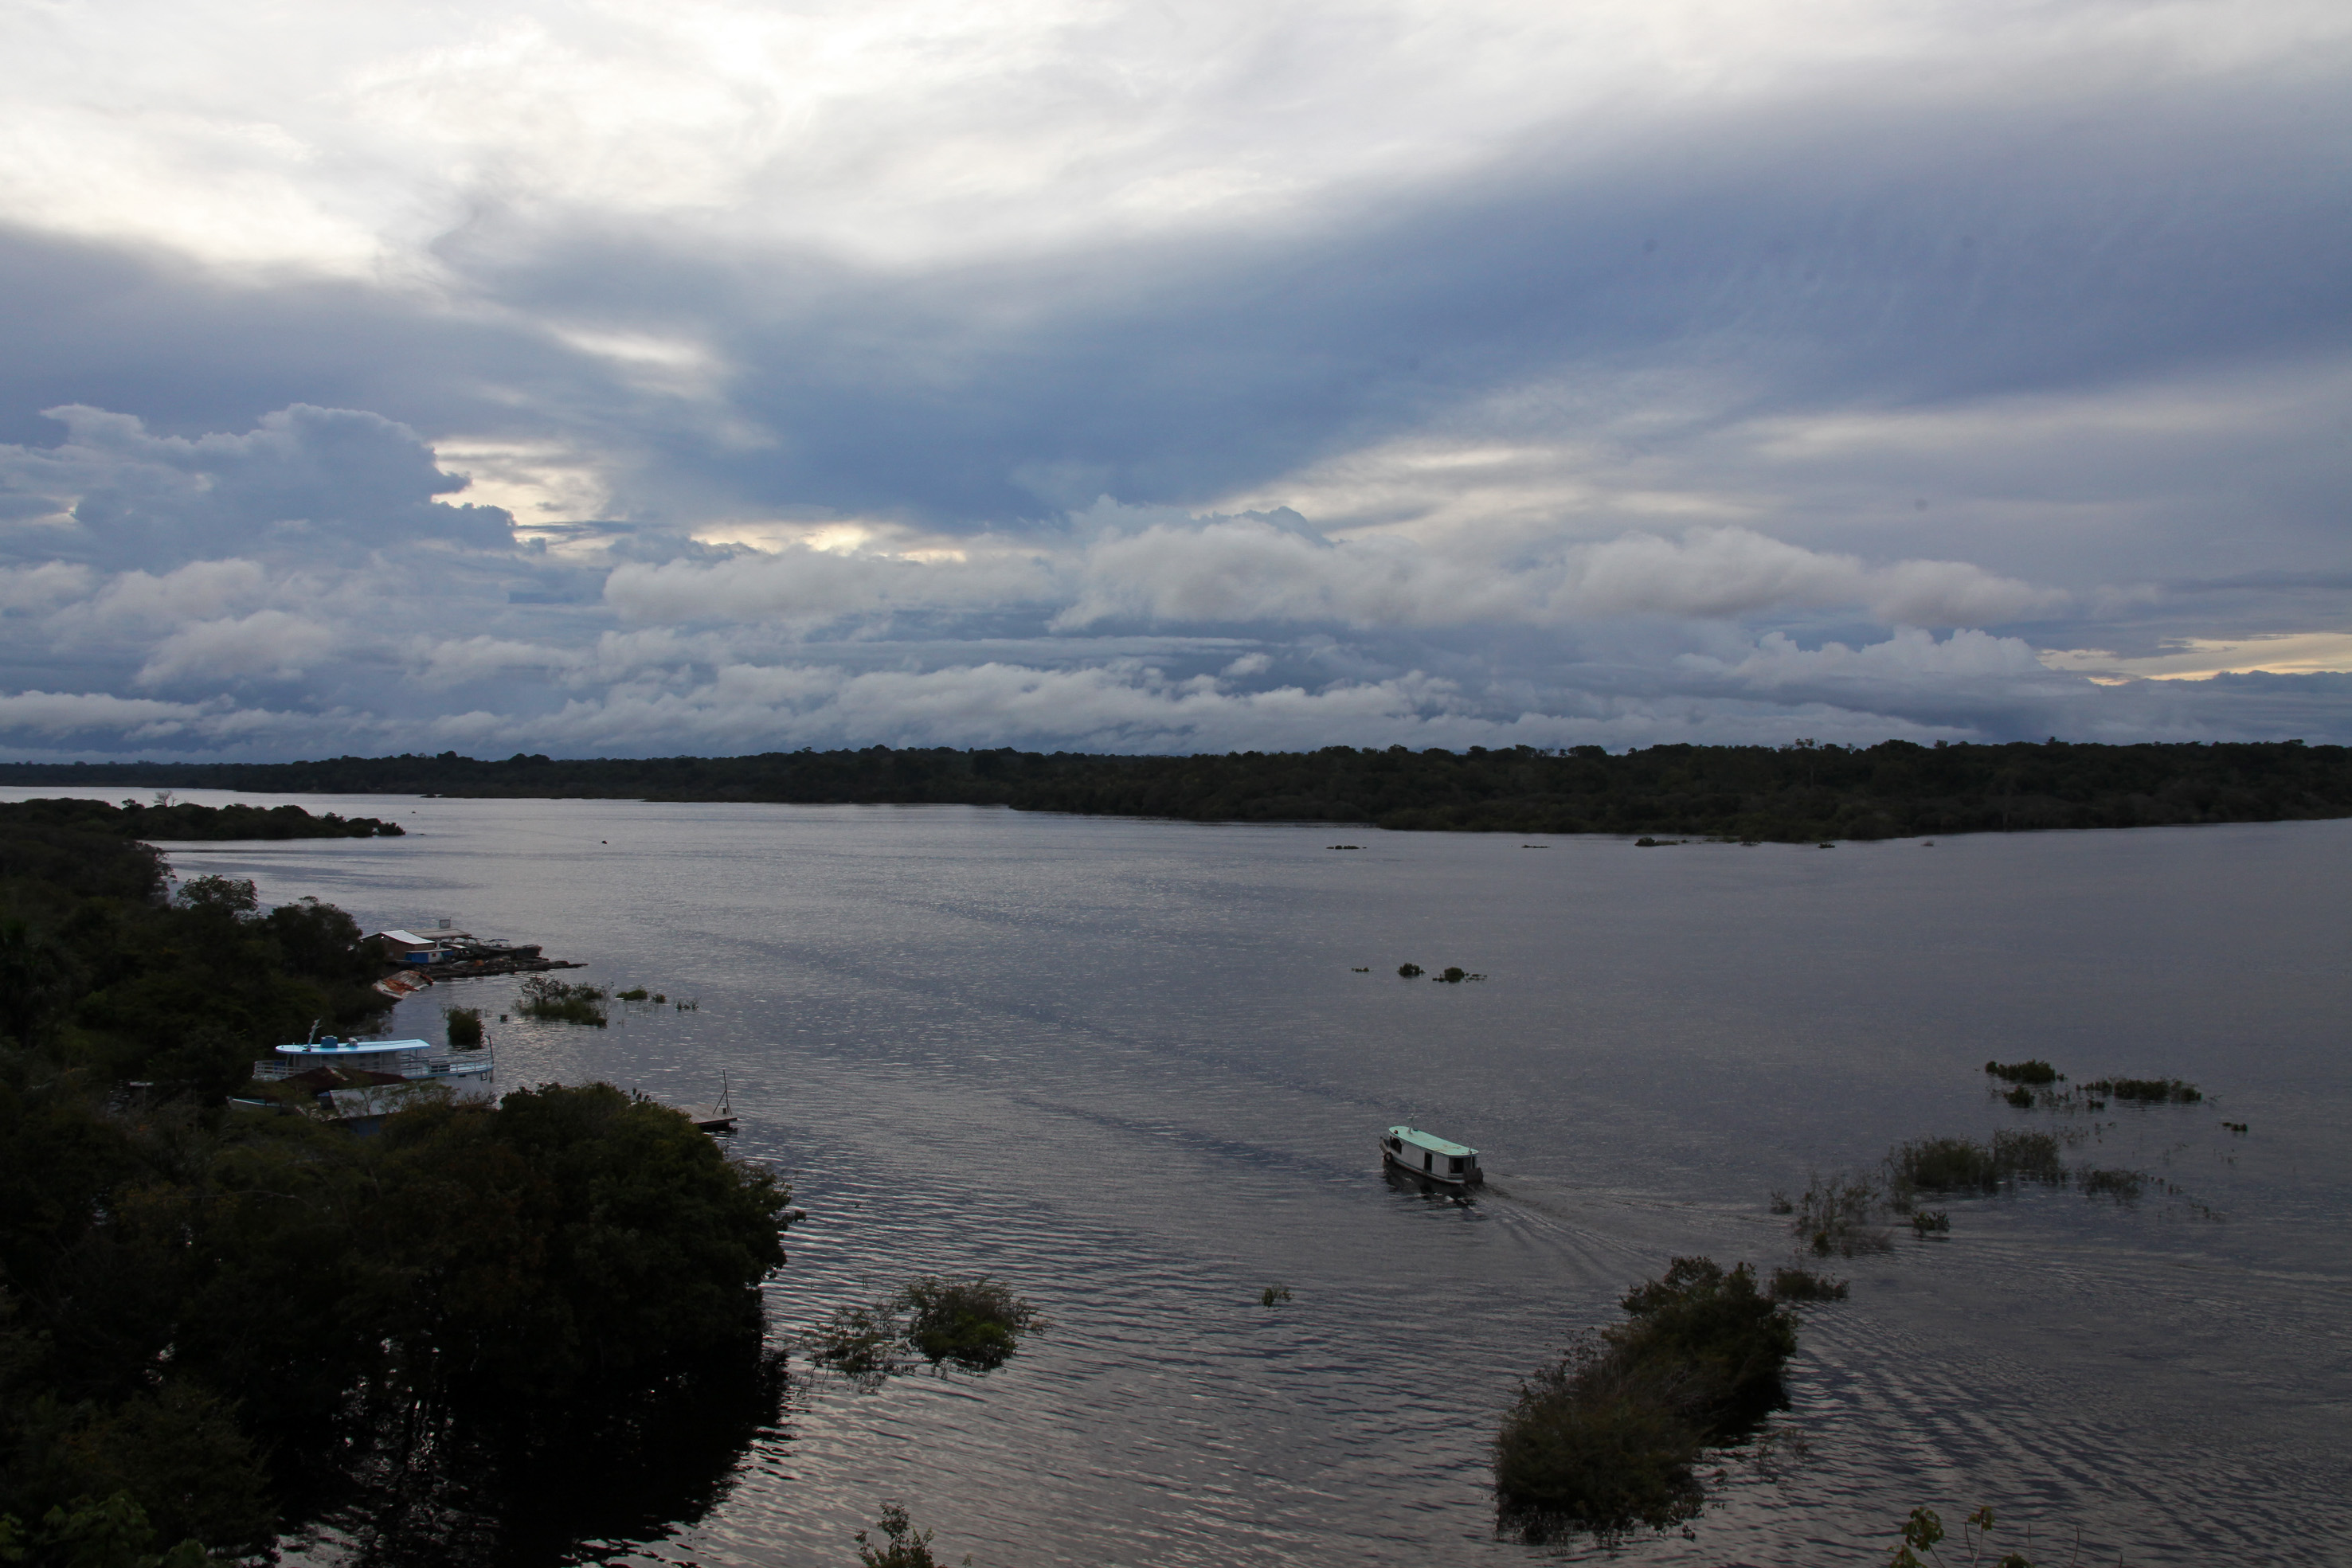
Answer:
[1397, 963, 1424, 978]
[855, 1503, 967, 1568]
[1790, 1171, 1892, 1256]
[898, 1276, 1047, 1373]
[2002, 1085, 2034, 1109]
[2080, 1167, 2145, 1202]
[1493, 1343, 1705, 1539]
[1984, 1060, 2059, 1085]
[2083, 1076, 2201, 1104]
[1889, 1136, 1999, 1195]
[803, 1303, 906, 1380]
[515, 976, 609, 1026]
[808, 1277, 1048, 1382]
[1495, 1258, 1798, 1542]
[1767, 1266, 1849, 1302]
[1440, 966, 1467, 983]
[1990, 1129, 2067, 1184]
[443, 1005, 483, 1049]
[1908, 1210, 1950, 1238]
[1260, 1285, 1293, 1306]
[615, 986, 650, 1001]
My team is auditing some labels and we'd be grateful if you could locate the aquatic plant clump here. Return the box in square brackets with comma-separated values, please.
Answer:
[1888, 1131, 2068, 1197]
[515, 976, 609, 1026]
[2080, 1167, 2147, 1202]
[1494, 1258, 1800, 1541]
[1984, 1059, 2060, 1085]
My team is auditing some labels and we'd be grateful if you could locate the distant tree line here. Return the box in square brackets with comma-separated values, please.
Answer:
[0, 803, 792, 1564]
[5, 737, 2348, 840]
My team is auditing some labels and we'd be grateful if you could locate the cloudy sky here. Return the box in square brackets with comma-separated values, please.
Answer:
[0, 0, 2346, 759]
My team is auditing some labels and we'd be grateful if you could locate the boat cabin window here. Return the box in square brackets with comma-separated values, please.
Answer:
[1422, 1151, 1432, 1171]
[1449, 1156, 1464, 1174]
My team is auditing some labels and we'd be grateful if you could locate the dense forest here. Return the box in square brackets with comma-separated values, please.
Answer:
[0, 802, 793, 1565]
[6, 738, 2348, 841]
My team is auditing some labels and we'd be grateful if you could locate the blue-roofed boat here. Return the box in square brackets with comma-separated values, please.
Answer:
[1381, 1125, 1482, 1186]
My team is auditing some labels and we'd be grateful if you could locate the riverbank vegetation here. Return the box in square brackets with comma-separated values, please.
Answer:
[6, 738, 2347, 841]
[1493, 1257, 1832, 1542]
[0, 801, 795, 1564]
[0, 793, 402, 840]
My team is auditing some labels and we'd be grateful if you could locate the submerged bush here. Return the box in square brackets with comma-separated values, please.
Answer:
[1889, 1136, 2000, 1194]
[2083, 1076, 2201, 1104]
[803, 1276, 1046, 1382]
[900, 1276, 1047, 1373]
[2080, 1167, 2146, 1202]
[1494, 1258, 1800, 1541]
[515, 976, 609, 1026]
[1984, 1059, 2059, 1085]
[1790, 1171, 1892, 1255]
[444, 1004, 483, 1048]
[1766, 1265, 1849, 1302]
[1890, 1131, 2068, 1197]
[1397, 963, 1424, 978]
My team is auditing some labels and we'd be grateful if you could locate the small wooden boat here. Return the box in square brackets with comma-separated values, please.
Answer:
[1381, 1125, 1482, 1186]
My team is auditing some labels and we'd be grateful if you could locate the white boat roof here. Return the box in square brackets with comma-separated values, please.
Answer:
[1388, 1125, 1477, 1158]
[276, 1037, 435, 1056]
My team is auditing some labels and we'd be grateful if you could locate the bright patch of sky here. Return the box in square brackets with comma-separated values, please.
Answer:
[0, 0, 2346, 757]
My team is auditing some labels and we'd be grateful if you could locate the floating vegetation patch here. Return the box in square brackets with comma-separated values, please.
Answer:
[1433, 966, 1489, 983]
[515, 976, 609, 1026]
[443, 1005, 483, 1049]
[2083, 1075, 2201, 1104]
[1766, 1266, 1849, 1302]
[803, 1276, 1047, 1386]
[1984, 1059, 2060, 1085]
[1260, 1285, 1293, 1307]
[1396, 962, 1424, 977]
[615, 986, 650, 1001]
[2003, 1085, 2035, 1108]
[1493, 1258, 1803, 1543]
[2222, 1120, 2248, 1133]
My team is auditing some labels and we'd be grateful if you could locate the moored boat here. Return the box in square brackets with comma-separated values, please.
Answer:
[253, 1034, 495, 1082]
[1381, 1125, 1482, 1186]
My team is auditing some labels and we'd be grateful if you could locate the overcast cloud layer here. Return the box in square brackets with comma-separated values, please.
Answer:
[0, 0, 2346, 758]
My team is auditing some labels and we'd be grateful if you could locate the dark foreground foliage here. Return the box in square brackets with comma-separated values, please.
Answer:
[5, 737, 2347, 841]
[0, 806, 795, 1565]
[1493, 1258, 1814, 1541]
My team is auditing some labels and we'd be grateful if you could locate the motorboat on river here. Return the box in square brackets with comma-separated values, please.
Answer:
[1381, 1125, 1482, 1186]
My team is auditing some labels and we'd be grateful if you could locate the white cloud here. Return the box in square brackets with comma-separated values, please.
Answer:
[0, 688, 297, 741]
[0, 562, 95, 614]
[79, 561, 272, 629]
[1055, 516, 2063, 631]
[137, 610, 342, 685]
[604, 542, 1060, 628]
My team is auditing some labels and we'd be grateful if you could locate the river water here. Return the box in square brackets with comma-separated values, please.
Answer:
[22, 788, 2349, 1566]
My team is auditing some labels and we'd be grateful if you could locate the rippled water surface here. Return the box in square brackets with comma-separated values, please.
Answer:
[47, 791, 2351, 1566]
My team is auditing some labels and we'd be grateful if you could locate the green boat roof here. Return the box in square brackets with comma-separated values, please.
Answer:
[1387, 1125, 1477, 1158]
